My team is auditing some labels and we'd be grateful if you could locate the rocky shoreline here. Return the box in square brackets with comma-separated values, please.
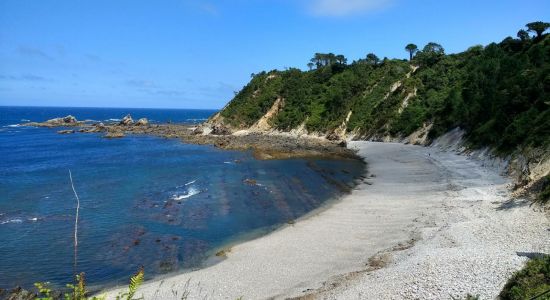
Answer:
[22, 115, 359, 161]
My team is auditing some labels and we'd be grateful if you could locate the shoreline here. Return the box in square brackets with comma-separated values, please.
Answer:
[95, 186, 359, 296]
[102, 141, 548, 299]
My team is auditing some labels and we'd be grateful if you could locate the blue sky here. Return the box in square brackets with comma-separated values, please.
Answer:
[0, 0, 548, 109]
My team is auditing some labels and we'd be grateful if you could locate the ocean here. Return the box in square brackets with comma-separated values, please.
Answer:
[0, 106, 365, 290]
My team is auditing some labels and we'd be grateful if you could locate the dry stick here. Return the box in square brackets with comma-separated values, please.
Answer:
[69, 170, 80, 280]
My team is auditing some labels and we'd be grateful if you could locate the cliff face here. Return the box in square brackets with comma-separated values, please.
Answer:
[212, 59, 420, 142]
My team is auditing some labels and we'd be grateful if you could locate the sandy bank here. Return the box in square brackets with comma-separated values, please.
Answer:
[103, 142, 549, 299]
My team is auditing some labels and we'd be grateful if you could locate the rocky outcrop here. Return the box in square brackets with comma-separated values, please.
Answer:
[0, 286, 38, 300]
[192, 126, 204, 135]
[403, 122, 433, 145]
[119, 114, 134, 126]
[210, 123, 231, 135]
[23, 115, 83, 127]
[509, 148, 550, 200]
[62, 115, 77, 124]
[181, 132, 357, 160]
[327, 111, 353, 142]
[46, 115, 78, 125]
[78, 123, 105, 133]
[23, 113, 359, 160]
[398, 88, 417, 114]
[136, 118, 149, 126]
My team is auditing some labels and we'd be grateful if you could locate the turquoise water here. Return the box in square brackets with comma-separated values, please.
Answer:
[0, 106, 365, 290]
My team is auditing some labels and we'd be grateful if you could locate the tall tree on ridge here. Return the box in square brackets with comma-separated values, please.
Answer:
[366, 53, 380, 66]
[336, 54, 347, 65]
[405, 43, 418, 61]
[526, 21, 550, 39]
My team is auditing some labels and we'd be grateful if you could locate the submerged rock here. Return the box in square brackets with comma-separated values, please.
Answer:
[104, 130, 125, 138]
[119, 114, 134, 126]
[57, 129, 75, 134]
[243, 178, 257, 185]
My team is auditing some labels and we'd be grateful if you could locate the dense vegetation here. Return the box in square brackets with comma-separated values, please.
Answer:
[219, 22, 550, 154]
[499, 255, 550, 300]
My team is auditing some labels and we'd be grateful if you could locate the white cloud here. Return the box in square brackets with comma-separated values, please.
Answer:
[308, 0, 392, 17]
[183, 0, 219, 16]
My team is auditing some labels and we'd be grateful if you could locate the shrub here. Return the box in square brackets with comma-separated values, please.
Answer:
[499, 255, 550, 300]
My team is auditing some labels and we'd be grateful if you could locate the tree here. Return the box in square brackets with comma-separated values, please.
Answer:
[526, 21, 550, 39]
[517, 29, 530, 41]
[366, 53, 380, 66]
[423, 42, 445, 55]
[311, 53, 323, 68]
[415, 42, 445, 66]
[307, 62, 315, 70]
[335, 54, 347, 65]
[310, 53, 347, 69]
[405, 43, 418, 61]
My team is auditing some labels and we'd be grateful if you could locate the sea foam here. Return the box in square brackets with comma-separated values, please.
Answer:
[1, 218, 23, 225]
[172, 187, 200, 201]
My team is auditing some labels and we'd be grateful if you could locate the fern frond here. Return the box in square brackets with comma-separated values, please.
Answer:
[77, 272, 86, 300]
[127, 267, 144, 300]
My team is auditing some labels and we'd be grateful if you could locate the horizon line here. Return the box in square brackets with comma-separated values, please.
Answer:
[0, 104, 221, 111]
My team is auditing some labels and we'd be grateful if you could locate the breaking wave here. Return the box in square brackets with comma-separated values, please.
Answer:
[1, 218, 23, 225]
[171, 186, 200, 201]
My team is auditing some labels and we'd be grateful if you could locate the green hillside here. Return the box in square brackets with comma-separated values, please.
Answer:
[218, 22, 549, 154]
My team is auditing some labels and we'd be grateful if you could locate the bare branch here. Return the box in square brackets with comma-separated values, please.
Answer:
[69, 169, 80, 275]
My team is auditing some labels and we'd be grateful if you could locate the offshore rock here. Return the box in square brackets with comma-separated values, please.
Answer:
[136, 118, 149, 126]
[62, 115, 77, 123]
[119, 114, 134, 126]
[23, 115, 82, 127]
[79, 123, 105, 133]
